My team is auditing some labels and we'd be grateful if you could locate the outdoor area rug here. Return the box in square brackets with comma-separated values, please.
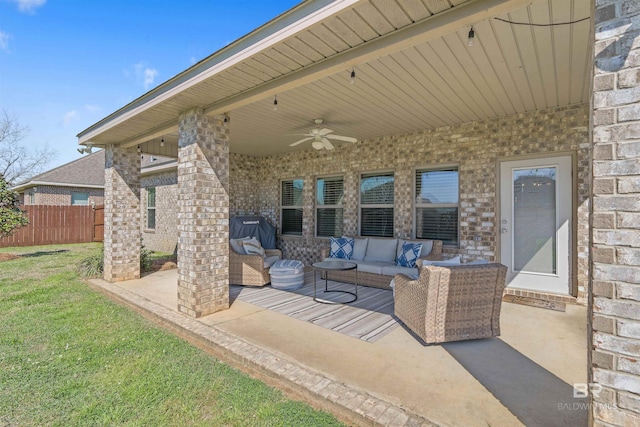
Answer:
[229, 270, 399, 343]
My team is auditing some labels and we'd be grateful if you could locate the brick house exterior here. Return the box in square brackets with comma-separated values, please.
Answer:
[78, 0, 640, 424]
[141, 166, 179, 254]
[12, 150, 105, 207]
[589, 1, 640, 424]
[141, 104, 590, 301]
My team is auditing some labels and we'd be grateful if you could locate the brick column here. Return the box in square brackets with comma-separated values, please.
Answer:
[177, 108, 229, 318]
[103, 144, 141, 281]
[591, 1, 640, 425]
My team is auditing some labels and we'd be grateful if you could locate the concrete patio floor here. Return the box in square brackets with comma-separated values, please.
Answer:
[90, 269, 588, 427]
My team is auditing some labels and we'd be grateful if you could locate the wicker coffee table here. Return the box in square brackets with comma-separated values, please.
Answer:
[311, 261, 358, 304]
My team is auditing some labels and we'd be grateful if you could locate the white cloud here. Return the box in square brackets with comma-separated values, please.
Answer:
[133, 62, 158, 91]
[63, 110, 78, 126]
[0, 31, 11, 52]
[143, 68, 158, 90]
[10, 0, 46, 13]
[84, 104, 101, 114]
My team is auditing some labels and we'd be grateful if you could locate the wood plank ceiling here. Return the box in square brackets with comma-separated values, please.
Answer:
[86, 0, 593, 158]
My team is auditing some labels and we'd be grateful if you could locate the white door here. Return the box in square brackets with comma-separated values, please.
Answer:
[500, 156, 572, 294]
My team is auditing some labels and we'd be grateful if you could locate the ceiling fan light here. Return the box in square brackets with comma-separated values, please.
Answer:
[312, 141, 324, 150]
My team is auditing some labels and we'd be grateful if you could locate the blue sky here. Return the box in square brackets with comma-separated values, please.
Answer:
[0, 0, 300, 170]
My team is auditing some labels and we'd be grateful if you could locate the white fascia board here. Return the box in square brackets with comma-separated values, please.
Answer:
[141, 162, 177, 176]
[11, 181, 105, 192]
[77, 0, 359, 145]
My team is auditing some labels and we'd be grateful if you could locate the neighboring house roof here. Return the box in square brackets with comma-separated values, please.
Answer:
[12, 150, 106, 192]
[11, 150, 178, 192]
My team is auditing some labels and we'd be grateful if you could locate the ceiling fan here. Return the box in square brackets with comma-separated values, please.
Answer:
[289, 119, 358, 150]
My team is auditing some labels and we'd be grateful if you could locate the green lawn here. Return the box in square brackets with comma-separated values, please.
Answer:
[0, 243, 344, 426]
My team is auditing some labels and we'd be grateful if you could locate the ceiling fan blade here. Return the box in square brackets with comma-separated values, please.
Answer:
[318, 128, 333, 136]
[325, 134, 358, 143]
[322, 138, 334, 150]
[289, 137, 313, 147]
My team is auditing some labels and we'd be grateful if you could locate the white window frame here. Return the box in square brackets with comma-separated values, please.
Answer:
[146, 187, 156, 230]
[315, 175, 344, 238]
[413, 164, 460, 246]
[359, 170, 395, 237]
[280, 178, 304, 236]
[71, 191, 89, 206]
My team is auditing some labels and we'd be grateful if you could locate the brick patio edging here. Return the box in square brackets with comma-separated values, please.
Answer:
[87, 279, 438, 427]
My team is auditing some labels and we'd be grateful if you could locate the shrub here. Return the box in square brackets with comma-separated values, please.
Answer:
[0, 176, 29, 238]
[77, 245, 155, 277]
[140, 245, 154, 272]
[77, 247, 104, 277]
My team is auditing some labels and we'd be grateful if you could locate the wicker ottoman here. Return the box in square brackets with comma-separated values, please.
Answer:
[269, 259, 305, 290]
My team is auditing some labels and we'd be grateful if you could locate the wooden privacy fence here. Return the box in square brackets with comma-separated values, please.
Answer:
[0, 205, 104, 248]
[93, 205, 104, 242]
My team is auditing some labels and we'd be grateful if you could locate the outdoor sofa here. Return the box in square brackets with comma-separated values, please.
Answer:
[394, 263, 507, 344]
[320, 237, 443, 289]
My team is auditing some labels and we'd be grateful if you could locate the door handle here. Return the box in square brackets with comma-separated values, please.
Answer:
[501, 228, 508, 234]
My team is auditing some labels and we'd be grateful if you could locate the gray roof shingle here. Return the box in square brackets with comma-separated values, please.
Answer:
[19, 150, 105, 187]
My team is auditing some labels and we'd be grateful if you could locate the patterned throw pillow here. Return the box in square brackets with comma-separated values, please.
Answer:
[329, 236, 354, 260]
[396, 242, 423, 268]
[241, 238, 265, 257]
[230, 236, 251, 254]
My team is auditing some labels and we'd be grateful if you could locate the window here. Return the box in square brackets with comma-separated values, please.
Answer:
[316, 176, 344, 237]
[360, 172, 394, 237]
[415, 167, 459, 245]
[281, 179, 303, 235]
[71, 192, 89, 206]
[29, 192, 35, 205]
[147, 187, 156, 230]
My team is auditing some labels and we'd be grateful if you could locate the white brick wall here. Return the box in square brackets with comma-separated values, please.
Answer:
[591, 0, 640, 423]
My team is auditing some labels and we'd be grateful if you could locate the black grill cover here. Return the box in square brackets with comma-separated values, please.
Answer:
[229, 215, 277, 249]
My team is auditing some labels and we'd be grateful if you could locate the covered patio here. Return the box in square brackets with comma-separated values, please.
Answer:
[77, 0, 640, 425]
[90, 267, 587, 426]
[80, 0, 594, 310]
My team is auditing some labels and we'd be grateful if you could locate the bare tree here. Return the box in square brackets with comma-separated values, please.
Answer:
[0, 109, 57, 185]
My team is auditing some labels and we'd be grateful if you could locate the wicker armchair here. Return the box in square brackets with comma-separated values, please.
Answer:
[229, 248, 282, 287]
[394, 263, 507, 344]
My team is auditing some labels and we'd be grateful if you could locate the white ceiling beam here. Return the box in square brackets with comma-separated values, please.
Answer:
[120, 121, 178, 149]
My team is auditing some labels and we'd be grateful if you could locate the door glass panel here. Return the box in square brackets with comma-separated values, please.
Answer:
[513, 167, 557, 274]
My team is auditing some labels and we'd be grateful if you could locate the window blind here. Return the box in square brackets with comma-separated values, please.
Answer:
[147, 187, 156, 229]
[360, 172, 394, 237]
[281, 179, 303, 235]
[281, 179, 303, 206]
[415, 168, 459, 245]
[316, 176, 344, 237]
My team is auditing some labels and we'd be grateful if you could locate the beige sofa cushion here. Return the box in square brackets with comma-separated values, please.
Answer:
[241, 238, 265, 257]
[230, 236, 251, 254]
[364, 238, 398, 263]
[349, 237, 369, 261]
[381, 264, 419, 277]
